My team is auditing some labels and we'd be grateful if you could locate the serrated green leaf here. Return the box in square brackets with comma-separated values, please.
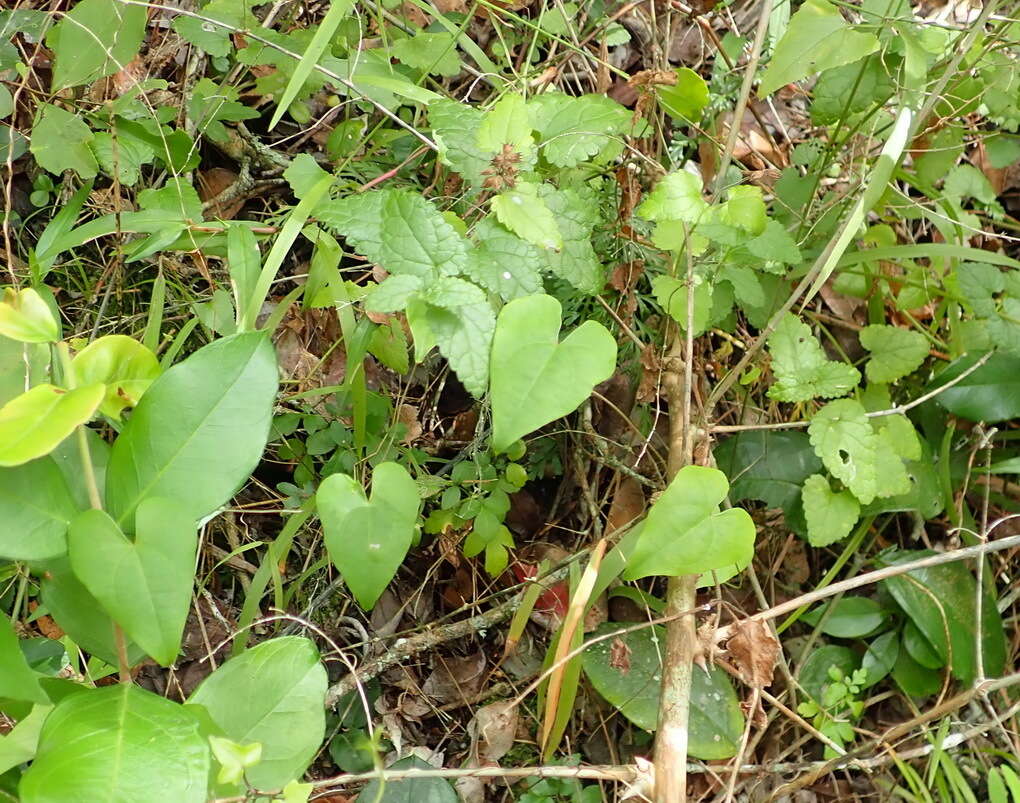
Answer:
[636, 170, 707, 223]
[465, 218, 543, 300]
[767, 314, 860, 402]
[90, 131, 154, 187]
[365, 275, 424, 313]
[859, 324, 928, 383]
[537, 185, 604, 294]
[318, 189, 469, 280]
[476, 93, 533, 160]
[421, 279, 496, 398]
[429, 99, 489, 188]
[801, 474, 860, 547]
[490, 295, 615, 452]
[491, 182, 562, 250]
[717, 185, 767, 235]
[528, 92, 632, 167]
[30, 104, 98, 179]
[623, 466, 755, 580]
[759, 0, 879, 97]
[391, 32, 461, 77]
[808, 399, 878, 504]
[745, 220, 802, 265]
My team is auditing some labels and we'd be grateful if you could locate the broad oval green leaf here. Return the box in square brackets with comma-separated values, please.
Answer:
[489, 295, 616, 453]
[0, 456, 78, 561]
[359, 756, 458, 803]
[623, 465, 755, 581]
[798, 644, 857, 703]
[0, 383, 104, 468]
[68, 499, 197, 666]
[879, 550, 1006, 684]
[105, 332, 278, 527]
[19, 684, 209, 803]
[759, 0, 880, 97]
[801, 596, 887, 638]
[47, 0, 147, 90]
[0, 288, 60, 343]
[71, 334, 161, 420]
[582, 624, 743, 760]
[318, 462, 421, 610]
[934, 352, 1020, 423]
[187, 636, 327, 791]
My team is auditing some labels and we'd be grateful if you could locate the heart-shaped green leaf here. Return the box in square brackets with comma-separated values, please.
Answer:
[318, 462, 420, 610]
[39, 556, 146, 668]
[489, 295, 616, 453]
[68, 497, 197, 666]
[20, 684, 209, 803]
[0, 383, 104, 467]
[622, 466, 755, 580]
[71, 334, 160, 420]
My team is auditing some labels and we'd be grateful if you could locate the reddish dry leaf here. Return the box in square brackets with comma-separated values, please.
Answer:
[727, 618, 780, 688]
[197, 167, 246, 220]
[396, 404, 422, 444]
[607, 477, 646, 535]
[636, 344, 663, 403]
[469, 700, 518, 764]
[609, 637, 632, 674]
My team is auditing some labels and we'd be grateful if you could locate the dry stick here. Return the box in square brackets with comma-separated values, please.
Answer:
[708, 0, 773, 201]
[654, 236, 700, 801]
[713, 529, 1020, 644]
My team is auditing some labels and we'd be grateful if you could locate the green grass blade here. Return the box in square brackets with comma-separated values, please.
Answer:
[268, 0, 354, 131]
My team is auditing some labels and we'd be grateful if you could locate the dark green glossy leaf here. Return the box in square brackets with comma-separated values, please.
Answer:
[879, 549, 1006, 684]
[891, 647, 942, 697]
[934, 352, 1020, 423]
[0, 617, 46, 704]
[582, 624, 743, 760]
[860, 630, 899, 689]
[359, 757, 458, 803]
[802, 597, 887, 639]
[715, 430, 821, 532]
[798, 644, 857, 703]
